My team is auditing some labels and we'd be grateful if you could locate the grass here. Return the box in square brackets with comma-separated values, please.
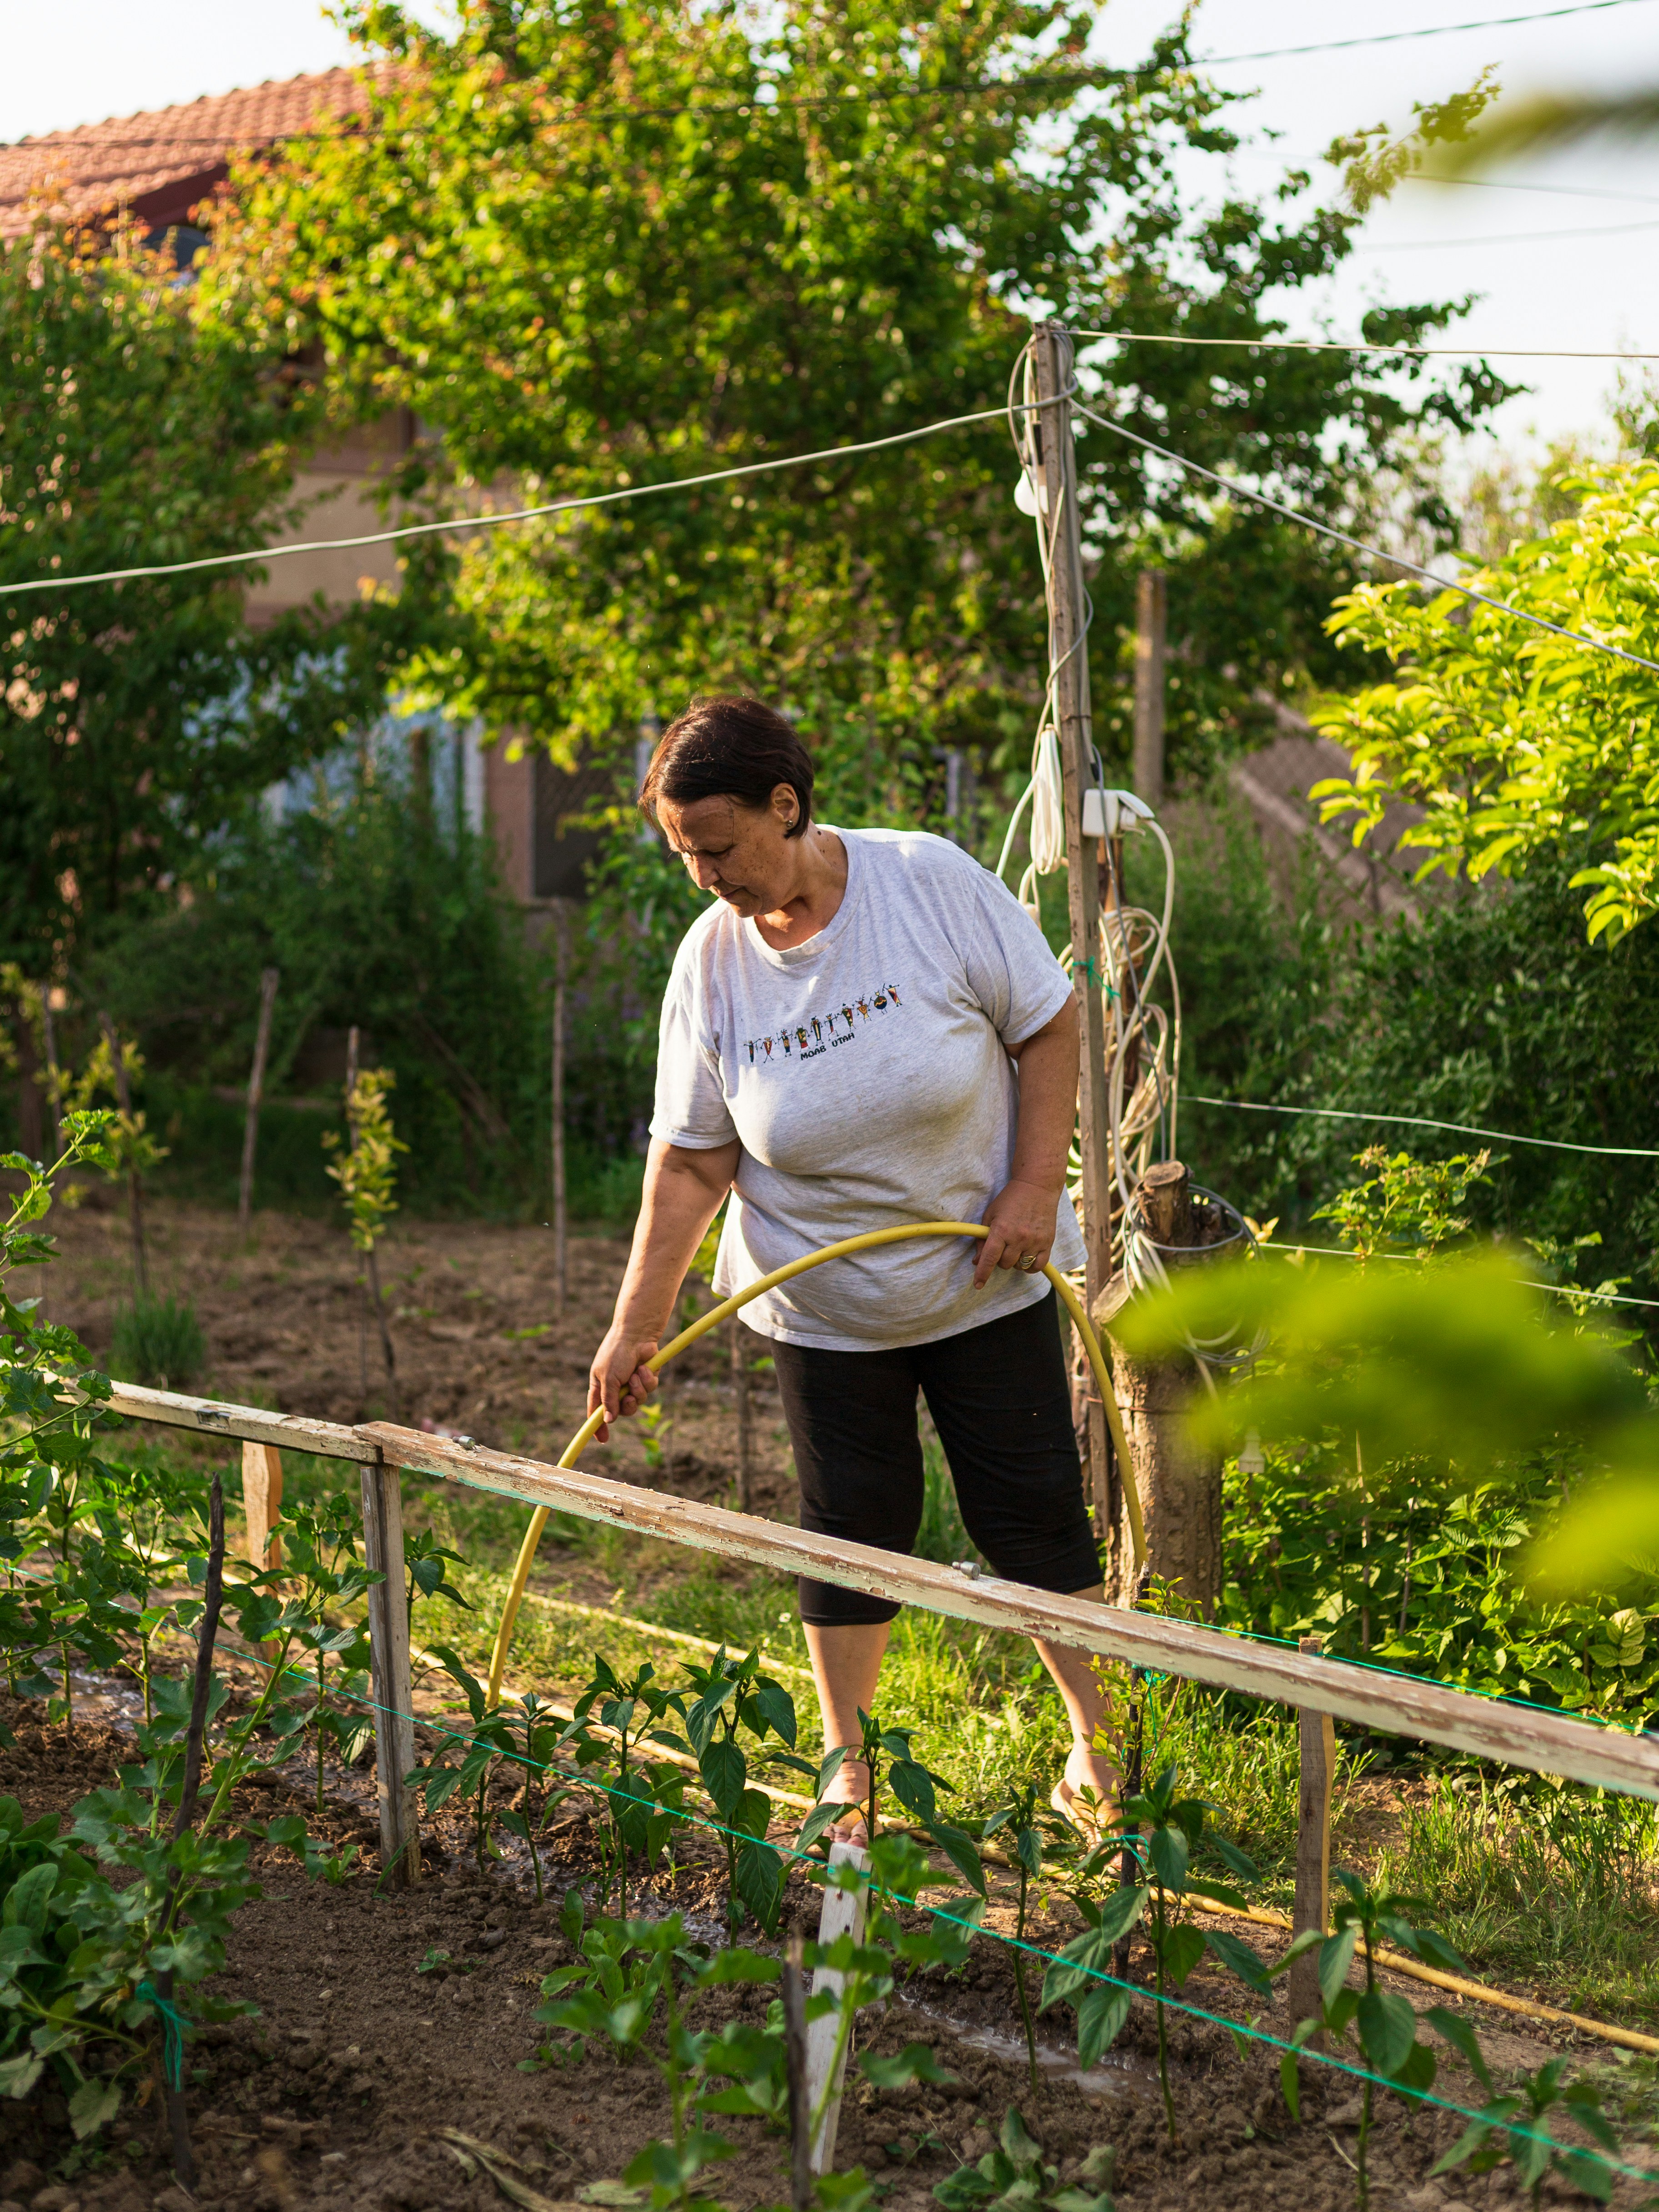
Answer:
[1375, 1773, 1659, 2024]
[110, 1292, 205, 1391]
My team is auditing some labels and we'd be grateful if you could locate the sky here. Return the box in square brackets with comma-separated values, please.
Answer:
[3, 0, 1657, 454]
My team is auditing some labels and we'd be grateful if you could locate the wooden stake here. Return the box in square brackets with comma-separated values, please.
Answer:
[1289, 1634, 1335, 2029]
[160, 1469, 225, 2186]
[39, 988, 60, 1167]
[1132, 568, 1166, 807]
[346, 1025, 366, 1401]
[732, 1311, 753, 1513]
[804, 1838, 870, 2174]
[552, 905, 568, 1317]
[1030, 324, 1114, 1545]
[97, 1009, 148, 1297]
[359, 1455, 420, 1885]
[783, 1932, 812, 2212]
[241, 1440, 284, 1570]
[237, 967, 279, 1241]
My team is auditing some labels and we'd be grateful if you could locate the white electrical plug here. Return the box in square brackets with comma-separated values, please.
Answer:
[1081, 787, 1155, 839]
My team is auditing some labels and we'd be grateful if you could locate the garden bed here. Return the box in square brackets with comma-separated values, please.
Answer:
[0, 1696, 1645, 2212]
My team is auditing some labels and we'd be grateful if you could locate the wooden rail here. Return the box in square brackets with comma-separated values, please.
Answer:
[98, 1385, 1659, 1888]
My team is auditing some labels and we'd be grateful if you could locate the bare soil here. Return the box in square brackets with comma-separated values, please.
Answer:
[0, 1695, 1645, 2212]
[31, 1196, 785, 1507]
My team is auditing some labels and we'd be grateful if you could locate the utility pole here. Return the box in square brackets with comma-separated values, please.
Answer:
[1030, 324, 1116, 1544]
[1132, 569, 1166, 807]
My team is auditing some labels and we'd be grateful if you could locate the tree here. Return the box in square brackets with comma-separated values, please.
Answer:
[1309, 460, 1659, 945]
[199, 0, 1516, 799]
[0, 222, 447, 979]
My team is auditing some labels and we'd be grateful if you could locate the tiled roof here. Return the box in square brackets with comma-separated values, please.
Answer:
[0, 67, 375, 239]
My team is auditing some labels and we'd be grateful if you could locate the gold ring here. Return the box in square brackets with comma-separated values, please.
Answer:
[1020, 1252, 1041, 1272]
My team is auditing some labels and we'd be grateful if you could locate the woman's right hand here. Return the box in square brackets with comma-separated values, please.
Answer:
[588, 1326, 661, 1443]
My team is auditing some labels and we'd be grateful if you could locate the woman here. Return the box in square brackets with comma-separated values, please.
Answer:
[588, 696, 1114, 1836]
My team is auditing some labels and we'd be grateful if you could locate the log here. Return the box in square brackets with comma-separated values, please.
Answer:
[240, 1440, 284, 1569]
[358, 1420, 1659, 1800]
[359, 1456, 420, 1885]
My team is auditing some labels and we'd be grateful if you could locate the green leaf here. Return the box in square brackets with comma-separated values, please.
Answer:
[699, 1738, 746, 1820]
[1, 1862, 56, 1933]
[1425, 2005, 1493, 2095]
[695, 1946, 779, 1988]
[1358, 1989, 1418, 2078]
[1203, 1927, 1273, 1998]
[1278, 2050, 1301, 2125]
[68, 2076, 121, 2140]
[859, 2043, 956, 2090]
[0, 2054, 43, 2098]
[1158, 1921, 1206, 1990]
[1076, 1982, 1133, 2069]
[1318, 1925, 1358, 2011]
[751, 1679, 796, 1747]
[929, 1823, 987, 1899]
[1147, 1823, 1188, 1892]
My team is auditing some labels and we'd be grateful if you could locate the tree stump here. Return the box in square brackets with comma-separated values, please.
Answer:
[1095, 1161, 1223, 1614]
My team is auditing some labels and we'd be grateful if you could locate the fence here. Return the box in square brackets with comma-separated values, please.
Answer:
[100, 1377, 1659, 2048]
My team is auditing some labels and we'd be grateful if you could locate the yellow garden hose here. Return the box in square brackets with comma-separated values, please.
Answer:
[485, 1222, 1144, 1706]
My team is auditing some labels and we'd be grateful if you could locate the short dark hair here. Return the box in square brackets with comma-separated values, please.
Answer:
[639, 697, 814, 840]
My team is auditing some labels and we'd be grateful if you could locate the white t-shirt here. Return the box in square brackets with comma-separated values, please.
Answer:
[649, 826, 1086, 1351]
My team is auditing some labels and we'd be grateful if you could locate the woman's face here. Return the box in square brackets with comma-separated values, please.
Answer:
[656, 784, 804, 917]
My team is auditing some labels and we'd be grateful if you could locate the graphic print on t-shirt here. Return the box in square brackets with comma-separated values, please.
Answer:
[745, 981, 905, 1071]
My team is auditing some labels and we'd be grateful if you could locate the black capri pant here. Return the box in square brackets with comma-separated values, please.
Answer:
[770, 1288, 1101, 1627]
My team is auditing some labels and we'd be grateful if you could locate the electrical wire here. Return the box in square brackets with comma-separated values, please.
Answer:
[1189, 1095, 1659, 1160]
[1361, 216, 1659, 251]
[1199, 0, 1655, 62]
[21, 347, 1659, 685]
[1069, 395, 1659, 678]
[1258, 1239, 1659, 1311]
[0, 397, 1046, 601]
[1076, 328, 1659, 362]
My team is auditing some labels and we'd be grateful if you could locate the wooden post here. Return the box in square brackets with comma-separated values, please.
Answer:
[1030, 323, 1114, 1544]
[732, 1312, 754, 1513]
[551, 906, 568, 1318]
[359, 1455, 420, 1885]
[39, 989, 60, 1167]
[238, 967, 280, 1241]
[97, 1010, 148, 1297]
[346, 1025, 366, 1401]
[241, 1440, 284, 1570]
[1132, 569, 1166, 807]
[804, 1838, 870, 2173]
[1289, 1634, 1335, 2028]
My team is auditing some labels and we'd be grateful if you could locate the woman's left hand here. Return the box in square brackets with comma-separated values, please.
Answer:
[975, 1176, 1061, 1288]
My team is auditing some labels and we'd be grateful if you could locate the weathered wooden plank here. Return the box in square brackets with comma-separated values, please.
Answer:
[104, 1382, 372, 1462]
[360, 1422, 1659, 1802]
[360, 1457, 420, 1885]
